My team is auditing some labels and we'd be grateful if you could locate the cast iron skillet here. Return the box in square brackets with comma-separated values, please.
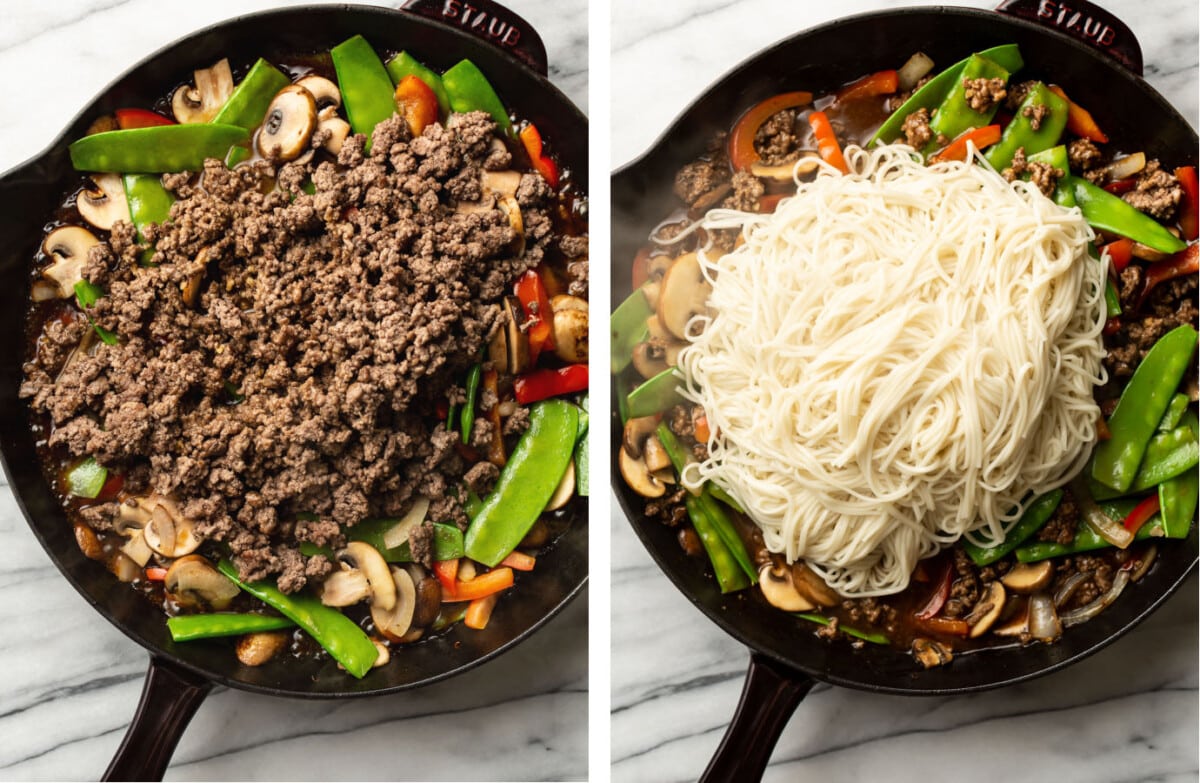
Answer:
[610, 2, 1197, 780]
[0, 2, 587, 780]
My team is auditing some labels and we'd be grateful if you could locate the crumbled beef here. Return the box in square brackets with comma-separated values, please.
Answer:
[943, 549, 981, 619]
[1022, 102, 1050, 131]
[963, 77, 1007, 112]
[21, 112, 576, 591]
[1001, 147, 1029, 182]
[304, 554, 333, 580]
[408, 519, 436, 568]
[1005, 80, 1037, 110]
[1068, 138, 1103, 171]
[470, 416, 494, 450]
[666, 404, 694, 438]
[464, 460, 499, 495]
[901, 107, 933, 148]
[1118, 265, 1144, 312]
[1122, 160, 1184, 220]
[1027, 161, 1063, 198]
[754, 109, 802, 165]
[721, 170, 764, 212]
[814, 615, 839, 640]
[645, 487, 687, 527]
[674, 158, 729, 206]
[503, 405, 532, 436]
[888, 75, 931, 111]
[1104, 274, 1199, 380]
[1067, 555, 1116, 607]
[560, 235, 589, 297]
[295, 517, 345, 549]
[1036, 493, 1079, 545]
[841, 597, 898, 634]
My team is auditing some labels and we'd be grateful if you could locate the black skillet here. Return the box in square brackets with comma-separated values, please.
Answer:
[610, 2, 1197, 780]
[0, 2, 587, 780]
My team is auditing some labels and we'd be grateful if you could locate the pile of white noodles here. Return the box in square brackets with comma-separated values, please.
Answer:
[678, 143, 1107, 597]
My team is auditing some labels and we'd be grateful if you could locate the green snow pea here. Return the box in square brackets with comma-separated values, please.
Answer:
[984, 82, 1069, 171]
[1159, 394, 1190, 432]
[626, 368, 685, 419]
[611, 286, 654, 373]
[212, 58, 290, 130]
[1027, 145, 1076, 207]
[1160, 465, 1199, 539]
[962, 489, 1064, 566]
[442, 59, 512, 137]
[685, 493, 748, 594]
[460, 363, 483, 444]
[795, 612, 889, 645]
[925, 54, 1012, 154]
[72, 280, 118, 345]
[1016, 499, 1164, 561]
[167, 613, 295, 642]
[1066, 176, 1188, 254]
[386, 52, 450, 115]
[331, 35, 397, 141]
[123, 174, 175, 263]
[70, 124, 248, 173]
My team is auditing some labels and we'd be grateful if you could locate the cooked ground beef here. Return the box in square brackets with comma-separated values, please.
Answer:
[408, 519, 436, 569]
[464, 460, 500, 495]
[1001, 146, 1029, 182]
[1104, 274, 1199, 380]
[674, 158, 729, 206]
[22, 112, 573, 591]
[644, 487, 688, 527]
[901, 107, 933, 148]
[1122, 160, 1184, 220]
[1036, 493, 1080, 545]
[754, 109, 803, 165]
[1068, 138, 1103, 171]
[722, 170, 765, 212]
[887, 75, 931, 112]
[1022, 102, 1051, 131]
[943, 548, 981, 619]
[963, 77, 1007, 112]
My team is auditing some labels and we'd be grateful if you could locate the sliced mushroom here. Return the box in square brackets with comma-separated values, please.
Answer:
[496, 194, 525, 256]
[790, 562, 841, 607]
[109, 552, 142, 583]
[620, 448, 665, 498]
[631, 341, 669, 379]
[481, 170, 522, 198]
[552, 294, 587, 313]
[1001, 561, 1054, 594]
[410, 567, 443, 628]
[120, 530, 154, 567]
[759, 563, 815, 612]
[658, 252, 712, 340]
[76, 174, 129, 231]
[41, 226, 99, 298]
[296, 75, 341, 110]
[371, 566, 417, 641]
[1131, 242, 1169, 262]
[647, 254, 674, 282]
[499, 296, 532, 374]
[912, 637, 953, 669]
[643, 435, 672, 473]
[545, 460, 576, 512]
[992, 601, 1030, 637]
[320, 567, 372, 607]
[641, 280, 662, 311]
[257, 85, 317, 162]
[236, 631, 290, 667]
[316, 105, 351, 155]
[552, 307, 588, 363]
[172, 58, 234, 123]
[181, 246, 215, 309]
[74, 523, 103, 560]
[622, 416, 659, 459]
[966, 581, 1006, 638]
[142, 503, 200, 558]
[165, 555, 240, 610]
[337, 542, 396, 612]
[750, 153, 821, 182]
[371, 639, 391, 668]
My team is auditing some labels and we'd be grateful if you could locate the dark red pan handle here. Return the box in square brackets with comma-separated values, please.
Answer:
[102, 656, 213, 781]
[401, 0, 549, 76]
[699, 653, 816, 783]
[995, 0, 1143, 75]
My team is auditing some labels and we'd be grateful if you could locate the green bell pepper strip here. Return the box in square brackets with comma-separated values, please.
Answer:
[1066, 176, 1188, 254]
[962, 489, 1063, 566]
[167, 613, 295, 642]
[460, 363, 483, 444]
[699, 490, 758, 584]
[1016, 498, 1165, 561]
[1160, 466, 1199, 538]
[627, 368, 686, 419]
[685, 493, 749, 593]
[1027, 145, 1076, 207]
[1091, 325, 1198, 492]
[984, 82, 1069, 171]
[65, 457, 107, 498]
[331, 35, 398, 141]
[925, 54, 1012, 155]
[871, 45, 1024, 146]
[708, 484, 745, 514]
[212, 58, 290, 130]
[123, 174, 175, 264]
[386, 52, 451, 116]
[216, 559, 379, 678]
[442, 59, 513, 137]
[611, 287, 654, 373]
[795, 612, 890, 645]
[70, 124, 248, 173]
[464, 400, 578, 566]
[1159, 394, 1190, 432]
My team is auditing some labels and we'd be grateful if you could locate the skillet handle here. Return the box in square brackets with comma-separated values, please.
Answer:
[699, 653, 815, 783]
[401, 0, 549, 76]
[102, 656, 213, 782]
[994, 0, 1143, 75]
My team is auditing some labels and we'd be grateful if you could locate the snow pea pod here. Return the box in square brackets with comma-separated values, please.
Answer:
[1160, 463, 1199, 538]
[1016, 499, 1164, 561]
[1127, 416, 1199, 493]
[331, 35, 397, 141]
[212, 58, 290, 130]
[464, 400, 578, 566]
[1091, 325, 1198, 492]
[871, 44, 1024, 146]
[386, 51, 450, 116]
[70, 124, 248, 173]
[442, 59, 512, 137]
[1027, 145, 1076, 207]
[1159, 394, 1190, 431]
[123, 174, 174, 263]
[167, 613, 295, 642]
[685, 493, 748, 594]
[984, 82, 1069, 171]
[795, 612, 889, 645]
[1066, 176, 1188, 254]
[925, 54, 1012, 154]
[626, 367, 685, 419]
[962, 489, 1063, 566]
[460, 363, 483, 444]
[611, 286, 653, 373]
[216, 559, 378, 678]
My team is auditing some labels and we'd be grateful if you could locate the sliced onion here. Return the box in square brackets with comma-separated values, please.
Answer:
[897, 52, 935, 90]
[1069, 475, 1133, 549]
[1129, 544, 1158, 583]
[1053, 571, 1089, 608]
[1060, 569, 1131, 628]
[651, 217, 704, 246]
[1027, 593, 1062, 642]
[1104, 151, 1146, 182]
[382, 496, 430, 550]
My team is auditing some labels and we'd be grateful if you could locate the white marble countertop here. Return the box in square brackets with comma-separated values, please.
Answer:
[610, 1, 1198, 782]
[0, 1, 588, 781]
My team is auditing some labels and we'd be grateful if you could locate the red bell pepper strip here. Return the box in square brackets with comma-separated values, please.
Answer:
[758, 193, 787, 213]
[915, 561, 953, 619]
[1138, 244, 1199, 310]
[1122, 494, 1161, 534]
[500, 551, 536, 571]
[96, 472, 125, 502]
[445, 567, 515, 602]
[115, 108, 176, 130]
[519, 123, 560, 189]
[727, 91, 813, 172]
[514, 364, 588, 405]
[914, 616, 970, 637]
[928, 124, 1002, 164]
[1047, 85, 1109, 143]
[1175, 166, 1198, 241]
[144, 567, 168, 582]
[1103, 238, 1134, 274]
[1103, 317, 1122, 336]
[394, 75, 439, 138]
[631, 247, 651, 289]
[835, 70, 898, 102]
[808, 111, 848, 174]
[433, 558, 460, 597]
[514, 269, 555, 360]
[1104, 177, 1136, 195]
[464, 594, 499, 629]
